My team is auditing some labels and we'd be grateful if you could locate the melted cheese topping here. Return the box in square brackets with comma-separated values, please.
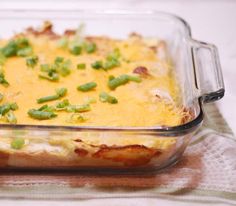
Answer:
[0, 32, 185, 127]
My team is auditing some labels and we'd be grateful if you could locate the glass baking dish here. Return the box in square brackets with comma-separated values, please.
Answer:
[0, 10, 224, 173]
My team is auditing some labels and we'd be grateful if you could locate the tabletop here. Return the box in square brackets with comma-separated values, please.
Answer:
[0, 0, 236, 205]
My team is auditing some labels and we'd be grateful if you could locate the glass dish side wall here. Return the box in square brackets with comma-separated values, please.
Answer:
[0, 128, 194, 171]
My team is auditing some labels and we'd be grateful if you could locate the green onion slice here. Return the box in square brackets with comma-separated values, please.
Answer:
[0, 93, 3, 102]
[17, 47, 33, 57]
[108, 74, 129, 90]
[99, 92, 118, 104]
[39, 72, 59, 82]
[77, 82, 97, 92]
[38, 104, 55, 112]
[58, 59, 71, 76]
[66, 104, 91, 113]
[6, 111, 17, 124]
[26, 55, 38, 68]
[56, 87, 67, 97]
[37, 87, 67, 104]
[91, 61, 103, 70]
[0, 72, 9, 87]
[11, 138, 25, 150]
[55, 99, 70, 110]
[77, 63, 86, 70]
[103, 58, 120, 70]
[54, 56, 64, 65]
[108, 74, 141, 90]
[68, 113, 87, 123]
[127, 75, 142, 83]
[85, 42, 96, 53]
[0, 102, 18, 116]
[28, 109, 57, 120]
[69, 45, 82, 55]
[0, 52, 6, 65]
[37, 95, 59, 104]
[1, 38, 32, 58]
[39, 58, 71, 81]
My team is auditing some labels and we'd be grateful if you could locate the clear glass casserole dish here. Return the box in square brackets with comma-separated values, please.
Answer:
[0, 10, 224, 173]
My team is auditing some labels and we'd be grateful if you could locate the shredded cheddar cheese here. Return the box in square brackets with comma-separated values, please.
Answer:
[0, 23, 188, 127]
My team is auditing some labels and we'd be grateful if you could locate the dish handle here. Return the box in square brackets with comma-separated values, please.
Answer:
[191, 40, 225, 103]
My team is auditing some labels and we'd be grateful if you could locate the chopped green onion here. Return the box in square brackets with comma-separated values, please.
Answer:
[106, 48, 121, 60]
[37, 95, 59, 104]
[108, 75, 115, 81]
[69, 45, 82, 55]
[6, 111, 17, 124]
[77, 82, 97, 92]
[0, 102, 18, 116]
[85, 42, 96, 53]
[1, 41, 18, 57]
[90, 49, 120, 71]
[28, 109, 57, 120]
[40, 64, 51, 72]
[26, 55, 38, 68]
[39, 72, 59, 82]
[54, 56, 64, 65]
[0, 73, 9, 87]
[0, 52, 6, 65]
[99, 92, 118, 104]
[127, 75, 142, 83]
[108, 74, 129, 90]
[0, 93, 3, 102]
[37, 87, 67, 103]
[55, 99, 70, 110]
[59, 59, 71, 76]
[0, 102, 18, 123]
[38, 104, 49, 111]
[103, 49, 121, 70]
[40, 64, 57, 80]
[66, 104, 91, 113]
[17, 47, 33, 57]
[54, 99, 92, 113]
[77, 63, 86, 70]
[108, 74, 141, 90]
[56, 87, 67, 97]
[68, 113, 87, 123]
[38, 104, 55, 112]
[11, 138, 25, 149]
[16, 38, 30, 48]
[10, 102, 18, 110]
[0, 104, 11, 116]
[103, 58, 120, 70]
[1, 38, 32, 58]
[39, 58, 71, 81]
[91, 61, 103, 70]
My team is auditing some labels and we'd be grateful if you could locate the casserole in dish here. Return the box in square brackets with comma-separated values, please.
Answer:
[0, 10, 224, 172]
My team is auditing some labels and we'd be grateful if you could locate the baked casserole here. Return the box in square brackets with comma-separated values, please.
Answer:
[0, 21, 193, 168]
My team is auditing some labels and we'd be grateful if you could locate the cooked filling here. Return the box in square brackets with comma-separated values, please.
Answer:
[0, 22, 191, 127]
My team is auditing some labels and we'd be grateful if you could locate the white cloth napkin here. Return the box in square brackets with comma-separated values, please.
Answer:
[0, 104, 235, 206]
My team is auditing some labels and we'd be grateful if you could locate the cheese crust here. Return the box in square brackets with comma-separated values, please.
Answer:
[0, 22, 192, 168]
